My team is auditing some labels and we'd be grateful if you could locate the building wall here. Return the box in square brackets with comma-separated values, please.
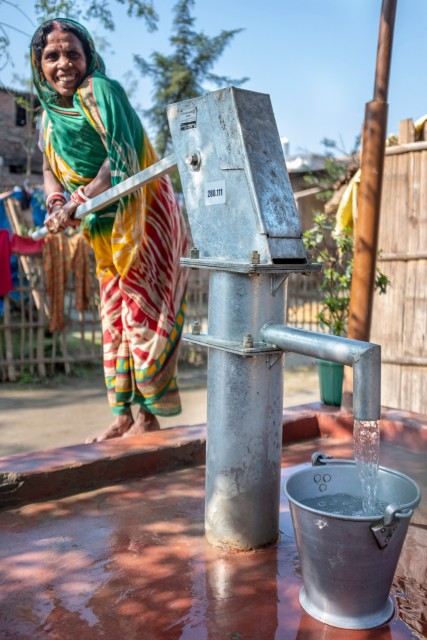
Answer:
[0, 89, 42, 179]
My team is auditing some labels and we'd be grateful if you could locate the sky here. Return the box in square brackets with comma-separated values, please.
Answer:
[1, 0, 427, 157]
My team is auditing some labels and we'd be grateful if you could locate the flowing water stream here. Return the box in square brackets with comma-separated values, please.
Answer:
[353, 419, 381, 513]
[300, 420, 382, 516]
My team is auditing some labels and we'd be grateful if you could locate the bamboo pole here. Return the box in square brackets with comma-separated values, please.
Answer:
[342, 0, 398, 411]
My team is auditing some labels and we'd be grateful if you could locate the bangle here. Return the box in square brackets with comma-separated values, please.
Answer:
[70, 185, 89, 205]
[47, 198, 66, 212]
[78, 185, 89, 201]
[46, 191, 66, 210]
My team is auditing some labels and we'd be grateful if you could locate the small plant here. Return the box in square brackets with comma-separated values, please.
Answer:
[303, 211, 390, 337]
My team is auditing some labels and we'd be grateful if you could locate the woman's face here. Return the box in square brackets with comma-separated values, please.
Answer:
[41, 30, 87, 106]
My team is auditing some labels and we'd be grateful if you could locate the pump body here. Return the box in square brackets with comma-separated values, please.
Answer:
[168, 87, 381, 549]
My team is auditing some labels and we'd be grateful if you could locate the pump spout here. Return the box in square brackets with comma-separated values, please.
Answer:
[260, 323, 381, 421]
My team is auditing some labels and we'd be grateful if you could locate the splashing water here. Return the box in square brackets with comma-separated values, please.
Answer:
[353, 419, 380, 514]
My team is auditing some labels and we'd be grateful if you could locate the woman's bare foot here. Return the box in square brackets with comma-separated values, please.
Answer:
[122, 409, 160, 437]
[85, 411, 134, 443]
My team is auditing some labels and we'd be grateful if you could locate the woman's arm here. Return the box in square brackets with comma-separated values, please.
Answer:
[44, 153, 112, 199]
[43, 153, 63, 195]
[83, 157, 112, 199]
[44, 156, 112, 233]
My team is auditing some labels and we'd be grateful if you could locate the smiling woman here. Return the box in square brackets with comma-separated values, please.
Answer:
[40, 31, 88, 105]
[29, 18, 188, 443]
[31, 21, 93, 106]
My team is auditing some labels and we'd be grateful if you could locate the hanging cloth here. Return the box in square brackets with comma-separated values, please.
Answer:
[0, 230, 13, 297]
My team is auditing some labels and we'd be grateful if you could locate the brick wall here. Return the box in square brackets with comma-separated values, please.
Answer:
[0, 88, 42, 177]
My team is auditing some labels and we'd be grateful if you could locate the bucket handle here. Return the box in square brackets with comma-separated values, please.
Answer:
[312, 452, 351, 466]
[370, 505, 414, 549]
[382, 503, 414, 525]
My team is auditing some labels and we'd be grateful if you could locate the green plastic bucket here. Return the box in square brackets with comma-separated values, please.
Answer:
[317, 360, 344, 406]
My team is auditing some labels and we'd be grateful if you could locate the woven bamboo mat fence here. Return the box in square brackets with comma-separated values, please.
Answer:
[0, 196, 102, 382]
[0, 252, 101, 382]
[370, 118, 427, 414]
[286, 272, 323, 332]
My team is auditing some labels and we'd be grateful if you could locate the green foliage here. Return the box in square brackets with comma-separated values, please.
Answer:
[304, 135, 361, 203]
[0, 26, 10, 71]
[303, 212, 390, 336]
[320, 134, 362, 158]
[0, 0, 158, 75]
[374, 270, 389, 295]
[15, 361, 103, 385]
[301, 139, 389, 335]
[304, 213, 353, 336]
[134, 0, 248, 156]
[34, 0, 159, 31]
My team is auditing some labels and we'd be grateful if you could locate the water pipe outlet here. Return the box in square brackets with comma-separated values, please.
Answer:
[260, 323, 381, 421]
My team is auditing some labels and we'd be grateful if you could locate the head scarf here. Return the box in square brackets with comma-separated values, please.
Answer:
[30, 18, 105, 110]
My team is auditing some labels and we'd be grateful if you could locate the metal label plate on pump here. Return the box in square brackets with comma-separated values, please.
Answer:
[204, 180, 226, 206]
[180, 106, 197, 130]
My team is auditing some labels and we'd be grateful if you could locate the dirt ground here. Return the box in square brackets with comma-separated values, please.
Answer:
[0, 356, 319, 457]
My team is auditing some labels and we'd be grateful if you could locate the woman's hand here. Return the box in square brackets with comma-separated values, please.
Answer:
[62, 200, 82, 228]
[45, 200, 80, 234]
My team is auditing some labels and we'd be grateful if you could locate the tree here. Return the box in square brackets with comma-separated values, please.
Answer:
[0, 0, 159, 69]
[0, 0, 247, 180]
[134, 0, 248, 156]
[34, 0, 159, 32]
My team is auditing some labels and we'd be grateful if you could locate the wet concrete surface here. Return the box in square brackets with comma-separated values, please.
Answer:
[0, 437, 425, 640]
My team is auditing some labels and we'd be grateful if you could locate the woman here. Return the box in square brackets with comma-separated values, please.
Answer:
[31, 18, 188, 441]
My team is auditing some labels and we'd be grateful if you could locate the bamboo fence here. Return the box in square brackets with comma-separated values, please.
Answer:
[370, 118, 427, 414]
[0, 196, 102, 381]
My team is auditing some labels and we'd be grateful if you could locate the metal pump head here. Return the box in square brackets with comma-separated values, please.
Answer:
[167, 86, 307, 265]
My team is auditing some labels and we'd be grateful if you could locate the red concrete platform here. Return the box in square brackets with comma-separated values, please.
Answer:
[0, 405, 426, 639]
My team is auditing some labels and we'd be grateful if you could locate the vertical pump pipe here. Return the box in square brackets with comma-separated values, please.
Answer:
[205, 272, 286, 550]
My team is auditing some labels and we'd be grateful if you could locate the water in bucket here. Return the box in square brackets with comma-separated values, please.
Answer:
[302, 419, 383, 518]
[302, 493, 388, 517]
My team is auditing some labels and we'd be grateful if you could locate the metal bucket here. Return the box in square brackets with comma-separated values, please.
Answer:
[284, 452, 421, 629]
